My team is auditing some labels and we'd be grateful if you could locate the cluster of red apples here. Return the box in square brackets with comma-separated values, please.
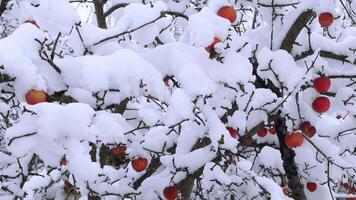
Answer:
[112, 145, 178, 200]
[312, 76, 331, 113]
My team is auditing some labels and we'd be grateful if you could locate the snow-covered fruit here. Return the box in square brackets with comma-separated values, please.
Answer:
[112, 145, 126, 157]
[257, 128, 268, 137]
[313, 76, 331, 93]
[319, 12, 334, 28]
[25, 89, 47, 105]
[24, 20, 39, 28]
[285, 132, 304, 148]
[306, 182, 317, 192]
[205, 37, 221, 54]
[226, 127, 238, 139]
[301, 121, 316, 138]
[312, 97, 331, 113]
[217, 6, 237, 23]
[131, 157, 148, 172]
[163, 186, 178, 200]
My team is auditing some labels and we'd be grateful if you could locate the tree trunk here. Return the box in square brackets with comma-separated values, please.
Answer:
[93, 0, 107, 29]
[275, 116, 307, 200]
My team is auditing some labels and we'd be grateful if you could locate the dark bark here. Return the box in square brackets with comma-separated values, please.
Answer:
[93, 0, 107, 29]
[275, 116, 306, 200]
[280, 9, 315, 52]
[0, 0, 10, 17]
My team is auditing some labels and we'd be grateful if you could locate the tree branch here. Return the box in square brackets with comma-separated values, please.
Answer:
[93, 0, 107, 29]
[104, 3, 128, 17]
[280, 9, 315, 53]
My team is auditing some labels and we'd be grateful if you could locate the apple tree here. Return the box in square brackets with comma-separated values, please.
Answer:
[0, 0, 355, 200]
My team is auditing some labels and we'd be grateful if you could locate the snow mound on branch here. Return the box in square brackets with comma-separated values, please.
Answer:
[257, 48, 305, 90]
[142, 42, 253, 95]
[258, 146, 284, 171]
[186, 7, 230, 47]
[0, 25, 47, 99]
[57, 49, 167, 99]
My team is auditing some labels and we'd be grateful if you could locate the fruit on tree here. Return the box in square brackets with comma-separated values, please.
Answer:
[25, 89, 47, 105]
[319, 12, 334, 28]
[257, 128, 268, 137]
[301, 121, 312, 131]
[301, 121, 316, 138]
[313, 76, 331, 93]
[205, 37, 221, 54]
[304, 126, 316, 138]
[268, 127, 277, 134]
[163, 186, 178, 200]
[61, 159, 67, 166]
[217, 6, 237, 23]
[131, 157, 148, 172]
[312, 97, 331, 113]
[285, 132, 304, 148]
[112, 145, 126, 157]
[306, 182, 317, 192]
[226, 127, 238, 139]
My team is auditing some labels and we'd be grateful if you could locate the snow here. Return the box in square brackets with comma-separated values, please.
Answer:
[0, 0, 355, 199]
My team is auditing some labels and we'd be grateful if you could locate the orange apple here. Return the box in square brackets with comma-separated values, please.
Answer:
[25, 89, 47, 105]
[285, 132, 304, 148]
[217, 6, 237, 23]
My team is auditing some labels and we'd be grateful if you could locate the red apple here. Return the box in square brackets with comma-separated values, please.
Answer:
[285, 132, 304, 148]
[304, 126, 316, 138]
[257, 128, 268, 137]
[313, 76, 331, 93]
[163, 186, 178, 200]
[205, 37, 221, 54]
[301, 121, 312, 132]
[217, 6, 237, 23]
[341, 182, 351, 189]
[24, 20, 39, 28]
[25, 89, 47, 105]
[61, 159, 67, 166]
[301, 121, 316, 138]
[319, 12, 334, 28]
[307, 182, 317, 192]
[226, 127, 238, 139]
[312, 97, 330, 113]
[268, 127, 277, 135]
[112, 145, 126, 157]
[131, 157, 148, 172]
